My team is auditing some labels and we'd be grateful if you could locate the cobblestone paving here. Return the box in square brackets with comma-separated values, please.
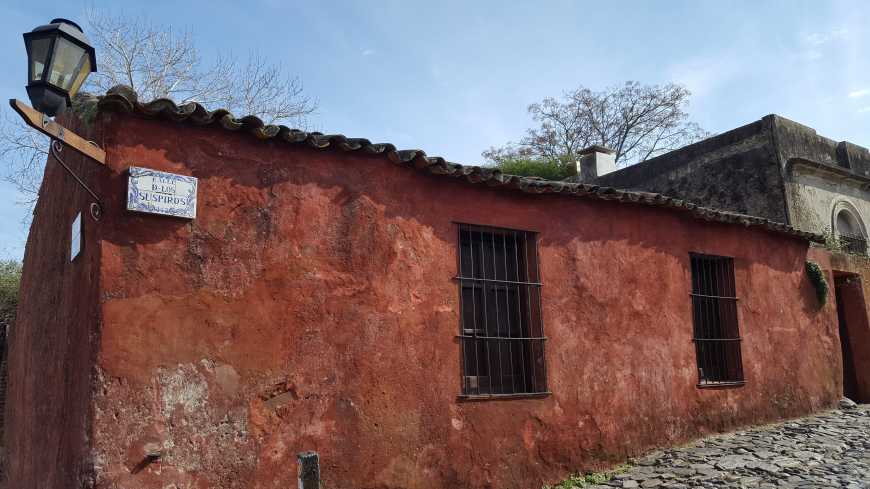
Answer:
[602, 401, 870, 488]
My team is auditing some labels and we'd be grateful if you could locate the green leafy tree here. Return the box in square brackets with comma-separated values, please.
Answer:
[493, 156, 574, 180]
[0, 260, 22, 320]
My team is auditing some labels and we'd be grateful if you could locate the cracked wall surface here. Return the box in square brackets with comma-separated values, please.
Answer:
[5, 111, 849, 489]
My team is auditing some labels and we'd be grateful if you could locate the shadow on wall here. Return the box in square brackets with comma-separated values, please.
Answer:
[103, 115, 809, 278]
[82, 112, 842, 489]
[0, 321, 7, 484]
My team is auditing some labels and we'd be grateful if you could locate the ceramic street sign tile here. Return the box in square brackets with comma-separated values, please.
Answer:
[127, 167, 198, 219]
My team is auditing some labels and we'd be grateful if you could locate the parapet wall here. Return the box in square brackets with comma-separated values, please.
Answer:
[772, 116, 870, 177]
[596, 118, 788, 222]
[597, 114, 870, 228]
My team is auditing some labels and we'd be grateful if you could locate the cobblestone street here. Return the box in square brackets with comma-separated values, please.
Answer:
[599, 401, 870, 488]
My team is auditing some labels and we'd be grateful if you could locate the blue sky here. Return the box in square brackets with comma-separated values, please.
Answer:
[1, 1, 870, 259]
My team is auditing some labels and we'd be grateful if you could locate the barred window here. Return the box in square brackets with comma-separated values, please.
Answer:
[457, 224, 547, 398]
[835, 209, 867, 255]
[690, 253, 744, 386]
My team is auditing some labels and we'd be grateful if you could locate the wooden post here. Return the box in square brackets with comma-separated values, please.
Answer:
[297, 451, 320, 489]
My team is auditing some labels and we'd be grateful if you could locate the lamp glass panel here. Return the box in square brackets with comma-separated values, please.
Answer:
[67, 56, 92, 98]
[27, 37, 53, 82]
[48, 37, 88, 91]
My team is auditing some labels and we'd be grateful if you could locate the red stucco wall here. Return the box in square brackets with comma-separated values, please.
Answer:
[4, 117, 104, 488]
[808, 248, 870, 403]
[14, 110, 846, 489]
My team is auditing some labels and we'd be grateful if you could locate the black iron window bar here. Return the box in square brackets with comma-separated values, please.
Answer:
[456, 223, 548, 398]
[690, 253, 745, 387]
[837, 232, 868, 256]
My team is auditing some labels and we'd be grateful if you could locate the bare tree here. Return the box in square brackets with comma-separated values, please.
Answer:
[484, 81, 707, 169]
[0, 10, 317, 199]
[84, 12, 315, 124]
[0, 111, 46, 205]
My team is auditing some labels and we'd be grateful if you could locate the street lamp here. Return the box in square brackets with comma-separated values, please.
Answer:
[23, 18, 97, 117]
[10, 17, 105, 219]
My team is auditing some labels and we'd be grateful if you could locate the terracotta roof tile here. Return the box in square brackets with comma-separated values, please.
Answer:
[95, 85, 823, 243]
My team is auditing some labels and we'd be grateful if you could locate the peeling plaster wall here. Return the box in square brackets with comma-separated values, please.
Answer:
[785, 169, 870, 235]
[78, 113, 845, 489]
[772, 115, 870, 237]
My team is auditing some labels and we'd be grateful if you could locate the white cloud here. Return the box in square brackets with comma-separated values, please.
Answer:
[858, 106, 870, 113]
[799, 27, 850, 61]
[803, 28, 850, 46]
[804, 33, 827, 46]
[804, 50, 823, 61]
[361, 49, 376, 57]
[849, 89, 870, 98]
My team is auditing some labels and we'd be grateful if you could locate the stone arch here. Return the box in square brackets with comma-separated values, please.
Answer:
[831, 200, 867, 254]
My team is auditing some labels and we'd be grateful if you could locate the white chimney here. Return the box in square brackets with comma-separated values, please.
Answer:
[575, 145, 616, 182]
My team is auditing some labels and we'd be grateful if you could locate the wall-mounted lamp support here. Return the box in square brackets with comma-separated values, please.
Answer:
[9, 98, 105, 220]
[9, 98, 105, 164]
[49, 140, 102, 220]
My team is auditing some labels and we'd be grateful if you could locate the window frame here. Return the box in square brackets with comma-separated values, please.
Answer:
[70, 211, 82, 262]
[689, 252, 745, 388]
[455, 222, 550, 400]
[834, 207, 868, 255]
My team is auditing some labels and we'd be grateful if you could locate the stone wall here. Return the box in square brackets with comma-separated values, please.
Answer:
[595, 117, 789, 223]
[771, 116, 870, 238]
[67, 113, 845, 489]
[785, 165, 870, 236]
[597, 114, 870, 241]
[771, 116, 870, 177]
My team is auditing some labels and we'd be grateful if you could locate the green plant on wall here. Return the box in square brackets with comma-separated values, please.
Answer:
[543, 465, 631, 489]
[819, 225, 869, 256]
[805, 261, 829, 307]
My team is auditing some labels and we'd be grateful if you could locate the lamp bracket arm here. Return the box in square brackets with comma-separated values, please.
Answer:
[49, 139, 103, 221]
[9, 98, 105, 165]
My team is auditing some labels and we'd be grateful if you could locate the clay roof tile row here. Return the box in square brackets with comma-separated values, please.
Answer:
[95, 85, 823, 243]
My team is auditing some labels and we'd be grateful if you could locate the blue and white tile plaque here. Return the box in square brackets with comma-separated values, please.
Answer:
[127, 167, 198, 219]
